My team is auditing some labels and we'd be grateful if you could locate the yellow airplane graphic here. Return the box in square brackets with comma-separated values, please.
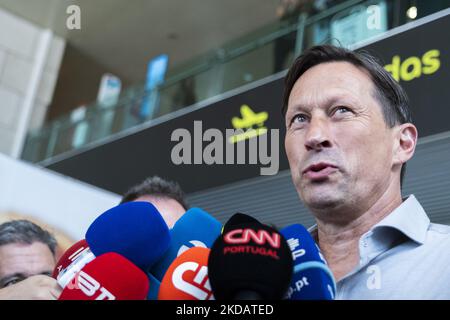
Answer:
[231, 104, 268, 129]
[229, 105, 269, 144]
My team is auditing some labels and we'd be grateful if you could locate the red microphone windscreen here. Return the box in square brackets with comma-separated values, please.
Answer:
[53, 239, 90, 279]
[158, 247, 214, 300]
[59, 252, 149, 300]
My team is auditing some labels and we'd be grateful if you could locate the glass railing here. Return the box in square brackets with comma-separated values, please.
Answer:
[21, 0, 450, 164]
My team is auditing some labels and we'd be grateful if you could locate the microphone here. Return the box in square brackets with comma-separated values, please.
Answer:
[85, 201, 171, 270]
[280, 224, 336, 300]
[146, 272, 161, 300]
[222, 213, 260, 234]
[53, 239, 92, 279]
[151, 207, 221, 281]
[59, 252, 149, 300]
[158, 247, 214, 300]
[54, 241, 163, 298]
[208, 216, 293, 300]
[222, 212, 270, 299]
[54, 240, 97, 289]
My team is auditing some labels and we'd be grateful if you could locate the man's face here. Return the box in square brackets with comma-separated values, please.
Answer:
[134, 195, 186, 228]
[0, 242, 55, 288]
[285, 62, 396, 220]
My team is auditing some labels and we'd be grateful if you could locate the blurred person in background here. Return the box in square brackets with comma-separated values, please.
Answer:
[120, 176, 189, 229]
[0, 212, 76, 260]
[0, 220, 61, 300]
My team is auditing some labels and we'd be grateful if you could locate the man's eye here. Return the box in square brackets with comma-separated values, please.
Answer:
[335, 106, 351, 114]
[292, 114, 307, 123]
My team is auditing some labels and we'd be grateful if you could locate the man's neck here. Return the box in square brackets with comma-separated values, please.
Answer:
[314, 185, 403, 282]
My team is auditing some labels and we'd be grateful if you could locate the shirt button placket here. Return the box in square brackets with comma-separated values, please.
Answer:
[360, 238, 369, 266]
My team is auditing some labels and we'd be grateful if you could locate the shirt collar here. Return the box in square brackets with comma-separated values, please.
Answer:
[372, 194, 429, 245]
[307, 194, 430, 245]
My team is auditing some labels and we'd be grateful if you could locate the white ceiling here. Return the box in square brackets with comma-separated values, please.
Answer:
[0, 0, 279, 82]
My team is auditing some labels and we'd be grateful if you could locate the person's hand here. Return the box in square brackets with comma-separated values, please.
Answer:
[0, 275, 62, 300]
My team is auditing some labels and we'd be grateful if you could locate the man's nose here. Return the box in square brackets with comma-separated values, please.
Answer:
[304, 116, 332, 151]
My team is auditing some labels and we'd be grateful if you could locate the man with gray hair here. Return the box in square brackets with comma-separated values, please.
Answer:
[0, 220, 62, 300]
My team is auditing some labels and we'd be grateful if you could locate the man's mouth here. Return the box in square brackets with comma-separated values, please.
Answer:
[302, 162, 338, 181]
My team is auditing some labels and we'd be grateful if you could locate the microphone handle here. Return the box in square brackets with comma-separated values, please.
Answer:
[233, 290, 263, 300]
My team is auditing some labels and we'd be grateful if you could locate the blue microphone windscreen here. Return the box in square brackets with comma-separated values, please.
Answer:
[281, 224, 325, 264]
[86, 201, 171, 270]
[281, 224, 336, 300]
[146, 272, 161, 300]
[288, 267, 335, 300]
[151, 207, 221, 281]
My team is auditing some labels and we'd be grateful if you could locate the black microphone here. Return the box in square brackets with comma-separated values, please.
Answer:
[233, 290, 263, 300]
[222, 212, 261, 234]
[208, 213, 293, 300]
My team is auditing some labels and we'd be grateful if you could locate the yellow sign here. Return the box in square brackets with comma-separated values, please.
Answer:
[229, 105, 268, 144]
[384, 49, 440, 82]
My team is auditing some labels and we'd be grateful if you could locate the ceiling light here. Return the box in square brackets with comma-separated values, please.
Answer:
[406, 6, 418, 19]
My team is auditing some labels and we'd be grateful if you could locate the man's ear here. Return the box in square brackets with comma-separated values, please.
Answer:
[393, 123, 418, 166]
